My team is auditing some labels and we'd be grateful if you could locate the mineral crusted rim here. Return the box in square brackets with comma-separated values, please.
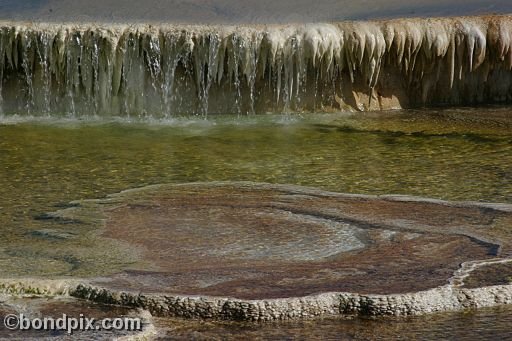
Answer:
[1, 258, 512, 322]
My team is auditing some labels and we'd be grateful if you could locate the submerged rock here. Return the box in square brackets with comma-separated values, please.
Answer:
[87, 183, 501, 300]
[2, 15, 512, 115]
[29, 229, 77, 240]
[4, 182, 510, 320]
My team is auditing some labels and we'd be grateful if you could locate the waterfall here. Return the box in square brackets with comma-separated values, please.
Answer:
[1, 15, 512, 116]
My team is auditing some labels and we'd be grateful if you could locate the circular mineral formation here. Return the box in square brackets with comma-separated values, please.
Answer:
[4, 182, 512, 320]
[56, 182, 510, 301]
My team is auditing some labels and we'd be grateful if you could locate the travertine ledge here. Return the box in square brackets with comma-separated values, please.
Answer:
[2, 15, 512, 115]
[71, 280, 512, 320]
[1, 275, 512, 321]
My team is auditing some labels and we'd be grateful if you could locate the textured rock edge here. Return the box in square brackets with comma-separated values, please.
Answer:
[1, 265, 512, 322]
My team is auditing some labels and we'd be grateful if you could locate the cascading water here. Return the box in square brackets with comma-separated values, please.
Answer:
[3, 6, 512, 337]
[1, 15, 512, 117]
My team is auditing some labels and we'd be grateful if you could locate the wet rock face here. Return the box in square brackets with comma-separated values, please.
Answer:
[70, 182, 508, 300]
[2, 15, 512, 116]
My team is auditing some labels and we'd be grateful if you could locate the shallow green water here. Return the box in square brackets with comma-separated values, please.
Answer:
[1, 107, 512, 339]
[1, 107, 512, 277]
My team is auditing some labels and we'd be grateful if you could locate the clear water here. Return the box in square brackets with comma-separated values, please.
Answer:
[1, 106, 512, 337]
[1, 107, 512, 276]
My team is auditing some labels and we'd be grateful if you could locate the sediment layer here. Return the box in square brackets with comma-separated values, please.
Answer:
[2, 15, 512, 115]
